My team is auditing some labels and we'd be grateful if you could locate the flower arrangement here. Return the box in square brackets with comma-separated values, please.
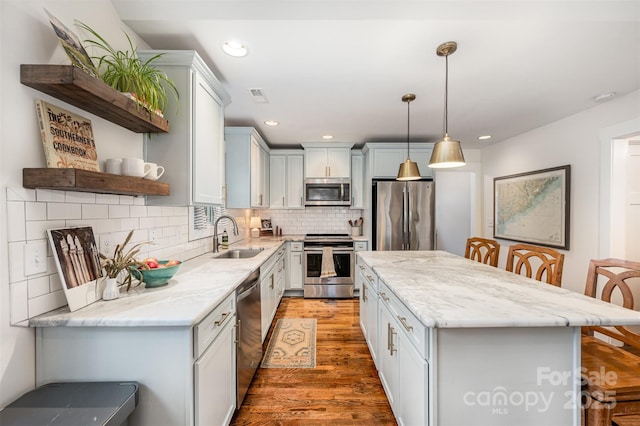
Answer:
[99, 230, 149, 291]
[75, 20, 179, 116]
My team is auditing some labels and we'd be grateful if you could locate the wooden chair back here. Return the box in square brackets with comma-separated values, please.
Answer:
[505, 243, 565, 286]
[464, 237, 500, 267]
[583, 258, 640, 350]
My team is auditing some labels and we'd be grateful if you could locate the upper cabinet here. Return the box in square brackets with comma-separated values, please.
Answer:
[364, 143, 434, 179]
[139, 50, 230, 206]
[351, 152, 364, 209]
[270, 150, 304, 209]
[225, 127, 271, 209]
[302, 143, 353, 178]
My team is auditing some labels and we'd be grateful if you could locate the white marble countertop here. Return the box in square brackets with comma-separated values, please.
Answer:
[29, 237, 292, 328]
[358, 250, 640, 328]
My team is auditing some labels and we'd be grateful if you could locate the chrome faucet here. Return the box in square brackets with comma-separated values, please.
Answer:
[213, 215, 239, 253]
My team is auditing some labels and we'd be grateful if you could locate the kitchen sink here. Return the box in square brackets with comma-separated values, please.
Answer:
[214, 248, 264, 259]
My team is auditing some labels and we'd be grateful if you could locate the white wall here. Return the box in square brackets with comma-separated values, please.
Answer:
[481, 90, 640, 294]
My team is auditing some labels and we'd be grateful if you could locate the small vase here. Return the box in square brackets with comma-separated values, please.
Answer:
[102, 277, 120, 300]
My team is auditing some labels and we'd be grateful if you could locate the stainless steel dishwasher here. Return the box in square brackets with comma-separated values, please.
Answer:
[235, 269, 262, 408]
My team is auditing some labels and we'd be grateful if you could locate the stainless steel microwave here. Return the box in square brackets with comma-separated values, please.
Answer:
[304, 177, 351, 206]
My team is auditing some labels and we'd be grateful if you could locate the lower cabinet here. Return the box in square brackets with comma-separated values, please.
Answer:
[34, 293, 237, 426]
[286, 241, 303, 291]
[378, 283, 429, 425]
[260, 245, 286, 341]
[358, 259, 378, 367]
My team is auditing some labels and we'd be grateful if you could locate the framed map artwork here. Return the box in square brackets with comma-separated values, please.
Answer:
[494, 165, 570, 250]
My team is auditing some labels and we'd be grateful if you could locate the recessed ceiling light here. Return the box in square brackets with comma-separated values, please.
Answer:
[322, 135, 334, 140]
[222, 41, 248, 57]
[264, 120, 279, 126]
[478, 135, 492, 140]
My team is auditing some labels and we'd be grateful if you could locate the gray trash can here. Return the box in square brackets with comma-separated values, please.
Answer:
[0, 381, 139, 426]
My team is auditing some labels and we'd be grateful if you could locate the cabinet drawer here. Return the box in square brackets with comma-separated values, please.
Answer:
[289, 241, 303, 252]
[358, 259, 378, 293]
[354, 241, 368, 251]
[379, 281, 429, 360]
[194, 293, 236, 359]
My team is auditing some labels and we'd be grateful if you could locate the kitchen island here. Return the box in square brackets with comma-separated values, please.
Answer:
[357, 250, 640, 426]
[29, 237, 292, 426]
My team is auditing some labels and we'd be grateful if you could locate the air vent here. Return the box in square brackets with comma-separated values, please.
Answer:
[248, 88, 269, 103]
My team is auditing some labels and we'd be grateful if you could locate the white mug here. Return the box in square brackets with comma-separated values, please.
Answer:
[144, 163, 165, 181]
[121, 158, 149, 178]
[105, 158, 122, 175]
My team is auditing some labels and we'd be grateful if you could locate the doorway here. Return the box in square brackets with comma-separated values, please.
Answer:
[611, 138, 640, 260]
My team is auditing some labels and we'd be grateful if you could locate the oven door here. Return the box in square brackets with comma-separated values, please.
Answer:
[303, 248, 354, 285]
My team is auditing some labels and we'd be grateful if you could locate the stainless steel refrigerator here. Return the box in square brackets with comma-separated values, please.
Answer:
[372, 180, 435, 250]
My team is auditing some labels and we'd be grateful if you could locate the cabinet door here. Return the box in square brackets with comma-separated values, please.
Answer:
[260, 273, 275, 342]
[372, 148, 406, 178]
[194, 315, 236, 425]
[193, 72, 225, 204]
[366, 285, 379, 368]
[412, 147, 434, 178]
[305, 148, 329, 177]
[269, 155, 286, 208]
[351, 154, 364, 208]
[250, 138, 262, 207]
[260, 147, 270, 207]
[287, 155, 304, 208]
[378, 302, 399, 409]
[398, 333, 428, 426]
[327, 148, 351, 177]
[287, 250, 303, 290]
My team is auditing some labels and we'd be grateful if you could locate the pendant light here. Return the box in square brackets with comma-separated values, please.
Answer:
[396, 93, 421, 180]
[428, 41, 466, 168]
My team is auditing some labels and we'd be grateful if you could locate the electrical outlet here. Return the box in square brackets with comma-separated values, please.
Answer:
[149, 230, 157, 242]
[24, 240, 48, 276]
[101, 235, 112, 256]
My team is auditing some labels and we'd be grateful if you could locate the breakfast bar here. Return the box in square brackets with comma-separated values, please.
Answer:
[357, 250, 640, 426]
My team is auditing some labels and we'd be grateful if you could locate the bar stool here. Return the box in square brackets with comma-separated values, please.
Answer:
[505, 243, 564, 286]
[464, 237, 500, 267]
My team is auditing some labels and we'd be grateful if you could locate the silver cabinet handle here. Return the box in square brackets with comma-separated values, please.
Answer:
[380, 292, 390, 302]
[362, 284, 367, 302]
[366, 274, 375, 283]
[234, 319, 241, 344]
[387, 322, 397, 355]
[398, 316, 413, 332]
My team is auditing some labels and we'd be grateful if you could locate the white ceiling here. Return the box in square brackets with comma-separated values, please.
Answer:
[112, 0, 640, 149]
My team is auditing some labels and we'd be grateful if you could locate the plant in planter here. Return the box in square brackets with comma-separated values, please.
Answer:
[75, 21, 179, 116]
[99, 230, 150, 295]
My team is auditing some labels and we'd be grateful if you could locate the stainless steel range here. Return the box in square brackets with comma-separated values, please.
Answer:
[303, 233, 354, 298]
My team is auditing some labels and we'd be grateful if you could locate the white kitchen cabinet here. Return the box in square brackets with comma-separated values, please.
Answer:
[357, 258, 378, 367]
[286, 241, 303, 291]
[270, 150, 304, 209]
[35, 293, 237, 426]
[226, 127, 270, 208]
[139, 50, 230, 206]
[378, 281, 429, 425]
[351, 152, 364, 208]
[363, 143, 434, 179]
[302, 143, 353, 178]
[260, 246, 286, 341]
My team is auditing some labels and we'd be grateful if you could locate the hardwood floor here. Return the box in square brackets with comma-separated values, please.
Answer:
[231, 297, 397, 425]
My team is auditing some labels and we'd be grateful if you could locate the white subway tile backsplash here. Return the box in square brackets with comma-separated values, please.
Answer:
[26, 202, 47, 221]
[7, 187, 36, 202]
[26, 219, 66, 240]
[47, 202, 82, 220]
[8, 242, 26, 283]
[129, 205, 147, 218]
[36, 189, 65, 202]
[108, 204, 130, 218]
[28, 276, 50, 298]
[120, 217, 140, 231]
[95, 193, 120, 204]
[10, 281, 28, 324]
[82, 204, 109, 219]
[147, 206, 164, 217]
[28, 290, 67, 318]
[65, 192, 96, 204]
[119, 195, 136, 205]
[7, 201, 26, 242]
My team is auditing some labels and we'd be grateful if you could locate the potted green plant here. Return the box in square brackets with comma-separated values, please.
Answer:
[99, 230, 149, 298]
[75, 21, 179, 116]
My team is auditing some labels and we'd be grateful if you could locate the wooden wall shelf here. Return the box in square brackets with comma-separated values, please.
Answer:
[23, 168, 170, 197]
[20, 65, 170, 134]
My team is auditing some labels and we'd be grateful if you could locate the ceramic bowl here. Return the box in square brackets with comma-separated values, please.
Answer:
[132, 261, 182, 288]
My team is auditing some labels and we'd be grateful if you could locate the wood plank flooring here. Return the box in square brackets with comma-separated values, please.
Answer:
[231, 297, 397, 425]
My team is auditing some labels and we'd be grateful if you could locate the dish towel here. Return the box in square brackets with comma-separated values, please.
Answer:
[320, 246, 337, 278]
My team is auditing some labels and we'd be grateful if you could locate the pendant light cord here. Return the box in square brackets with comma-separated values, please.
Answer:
[406, 99, 411, 157]
[444, 53, 449, 136]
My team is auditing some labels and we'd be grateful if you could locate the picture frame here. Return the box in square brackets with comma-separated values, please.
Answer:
[494, 165, 570, 250]
[44, 9, 98, 77]
[47, 226, 104, 311]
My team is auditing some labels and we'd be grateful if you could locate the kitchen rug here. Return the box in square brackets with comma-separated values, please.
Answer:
[261, 318, 316, 368]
